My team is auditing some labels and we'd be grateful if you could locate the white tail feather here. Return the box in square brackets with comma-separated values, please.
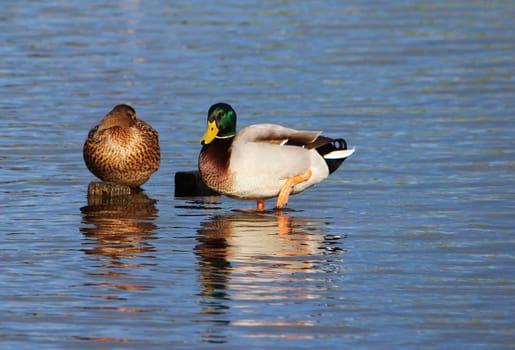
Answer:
[323, 147, 355, 160]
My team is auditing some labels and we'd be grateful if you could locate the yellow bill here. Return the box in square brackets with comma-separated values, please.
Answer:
[200, 120, 219, 144]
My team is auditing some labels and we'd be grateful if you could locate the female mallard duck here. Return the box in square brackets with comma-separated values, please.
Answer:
[83, 104, 160, 188]
[198, 103, 354, 211]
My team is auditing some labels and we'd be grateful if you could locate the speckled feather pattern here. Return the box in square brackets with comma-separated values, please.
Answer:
[83, 106, 160, 187]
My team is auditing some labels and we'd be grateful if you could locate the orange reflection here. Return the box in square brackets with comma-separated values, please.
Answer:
[196, 211, 326, 274]
[80, 190, 158, 294]
[74, 336, 136, 343]
[195, 210, 344, 340]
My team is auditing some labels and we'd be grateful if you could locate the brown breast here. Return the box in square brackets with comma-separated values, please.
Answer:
[198, 137, 234, 194]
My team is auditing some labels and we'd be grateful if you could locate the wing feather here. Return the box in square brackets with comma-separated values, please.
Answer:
[235, 124, 321, 145]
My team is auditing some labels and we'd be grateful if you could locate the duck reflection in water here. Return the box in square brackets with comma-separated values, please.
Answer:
[195, 210, 344, 340]
[80, 190, 158, 292]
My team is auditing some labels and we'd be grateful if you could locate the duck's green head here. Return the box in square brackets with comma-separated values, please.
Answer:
[200, 103, 237, 145]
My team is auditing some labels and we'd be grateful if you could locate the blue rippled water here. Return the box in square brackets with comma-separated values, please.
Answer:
[1, 1, 514, 349]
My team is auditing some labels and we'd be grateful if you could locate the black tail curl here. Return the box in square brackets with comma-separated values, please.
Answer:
[285, 136, 350, 175]
[314, 137, 347, 156]
[316, 137, 349, 174]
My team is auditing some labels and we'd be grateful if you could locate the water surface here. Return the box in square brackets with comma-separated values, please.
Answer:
[1, 0, 514, 349]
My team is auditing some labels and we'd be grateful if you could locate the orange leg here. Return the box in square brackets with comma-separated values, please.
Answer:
[256, 199, 265, 211]
[276, 169, 312, 209]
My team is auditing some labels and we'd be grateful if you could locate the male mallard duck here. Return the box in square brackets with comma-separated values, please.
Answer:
[83, 104, 160, 188]
[198, 103, 354, 210]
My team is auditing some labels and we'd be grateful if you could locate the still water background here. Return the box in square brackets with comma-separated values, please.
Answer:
[1, 0, 514, 349]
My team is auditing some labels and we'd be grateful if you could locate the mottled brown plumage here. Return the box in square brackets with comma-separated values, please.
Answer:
[83, 104, 160, 188]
